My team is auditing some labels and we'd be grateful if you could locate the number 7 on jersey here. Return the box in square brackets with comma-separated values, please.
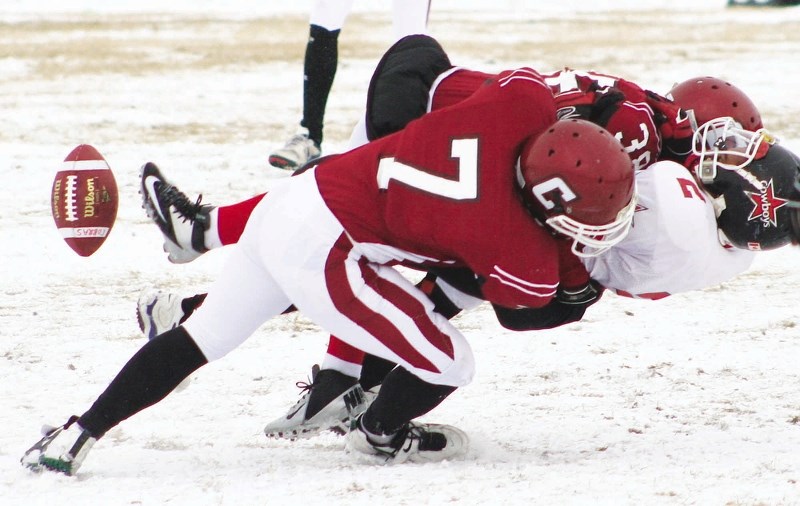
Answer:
[376, 138, 479, 200]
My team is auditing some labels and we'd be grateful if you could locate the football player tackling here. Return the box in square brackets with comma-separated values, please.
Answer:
[22, 66, 637, 474]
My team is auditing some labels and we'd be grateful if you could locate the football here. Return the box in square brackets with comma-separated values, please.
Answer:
[51, 145, 118, 257]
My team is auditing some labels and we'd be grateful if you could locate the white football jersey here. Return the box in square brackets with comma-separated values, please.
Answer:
[583, 161, 755, 299]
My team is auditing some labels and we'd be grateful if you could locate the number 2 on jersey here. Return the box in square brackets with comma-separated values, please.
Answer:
[677, 177, 706, 201]
[377, 138, 479, 200]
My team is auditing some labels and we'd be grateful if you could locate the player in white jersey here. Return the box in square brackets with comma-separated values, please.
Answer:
[586, 161, 756, 300]
[268, 0, 432, 170]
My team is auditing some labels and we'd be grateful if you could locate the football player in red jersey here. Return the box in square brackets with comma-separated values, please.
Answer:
[22, 65, 638, 474]
[133, 35, 800, 440]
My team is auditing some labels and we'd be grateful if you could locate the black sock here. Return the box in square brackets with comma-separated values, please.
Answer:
[359, 354, 396, 391]
[301, 24, 340, 146]
[360, 367, 456, 436]
[77, 326, 207, 437]
[427, 284, 463, 320]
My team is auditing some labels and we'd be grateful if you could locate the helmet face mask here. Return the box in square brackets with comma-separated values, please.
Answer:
[544, 191, 638, 258]
[692, 117, 774, 184]
[517, 118, 636, 258]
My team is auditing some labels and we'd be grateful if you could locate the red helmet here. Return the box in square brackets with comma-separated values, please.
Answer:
[668, 76, 763, 131]
[518, 118, 637, 257]
[556, 92, 661, 172]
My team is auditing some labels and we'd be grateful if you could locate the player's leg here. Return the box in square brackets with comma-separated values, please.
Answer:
[23, 238, 293, 475]
[342, 34, 451, 150]
[390, 0, 430, 41]
[340, 268, 475, 462]
[22, 175, 325, 475]
[269, 0, 354, 170]
[318, 262, 472, 462]
[364, 34, 451, 141]
[283, 250, 473, 461]
[263, 271, 470, 439]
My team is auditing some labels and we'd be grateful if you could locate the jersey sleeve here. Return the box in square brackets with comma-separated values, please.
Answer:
[478, 257, 559, 308]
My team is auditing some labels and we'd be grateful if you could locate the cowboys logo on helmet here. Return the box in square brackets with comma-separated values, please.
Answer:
[693, 119, 800, 250]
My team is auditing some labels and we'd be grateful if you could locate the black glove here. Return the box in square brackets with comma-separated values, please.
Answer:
[493, 280, 604, 331]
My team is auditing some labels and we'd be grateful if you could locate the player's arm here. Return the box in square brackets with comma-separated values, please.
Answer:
[424, 266, 602, 330]
[491, 279, 603, 331]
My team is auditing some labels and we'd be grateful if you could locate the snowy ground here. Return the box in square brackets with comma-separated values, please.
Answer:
[2, 1, 800, 504]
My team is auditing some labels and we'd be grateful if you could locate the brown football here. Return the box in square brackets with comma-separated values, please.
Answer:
[51, 145, 118, 257]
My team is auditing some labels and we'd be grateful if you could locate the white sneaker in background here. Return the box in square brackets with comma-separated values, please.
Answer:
[268, 128, 321, 170]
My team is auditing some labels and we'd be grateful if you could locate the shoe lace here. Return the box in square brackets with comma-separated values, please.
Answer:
[363, 423, 433, 460]
[294, 379, 313, 397]
[288, 367, 318, 407]
[395, 424, 418, 456]
[159, 184, 205, 223]
[393, 423, 447, 456]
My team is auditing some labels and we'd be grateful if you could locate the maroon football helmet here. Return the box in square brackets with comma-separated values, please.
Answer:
[518, 118, 637, 257]
[668, 76, 763, 131]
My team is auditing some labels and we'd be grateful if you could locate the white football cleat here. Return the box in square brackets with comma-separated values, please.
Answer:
[345, 417, 469, 464]
[139, 162, 214, 264]
[21, 416, 96, 476]
[264, 366, 370, 440]
[136, 289, 185, 340]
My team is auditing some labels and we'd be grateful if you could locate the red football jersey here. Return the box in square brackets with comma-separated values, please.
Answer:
[315, 69, 560, 308]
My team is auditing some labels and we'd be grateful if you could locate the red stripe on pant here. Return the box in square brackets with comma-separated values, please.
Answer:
[327, 335, 366, 363]
[324, 234, 453, 373]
